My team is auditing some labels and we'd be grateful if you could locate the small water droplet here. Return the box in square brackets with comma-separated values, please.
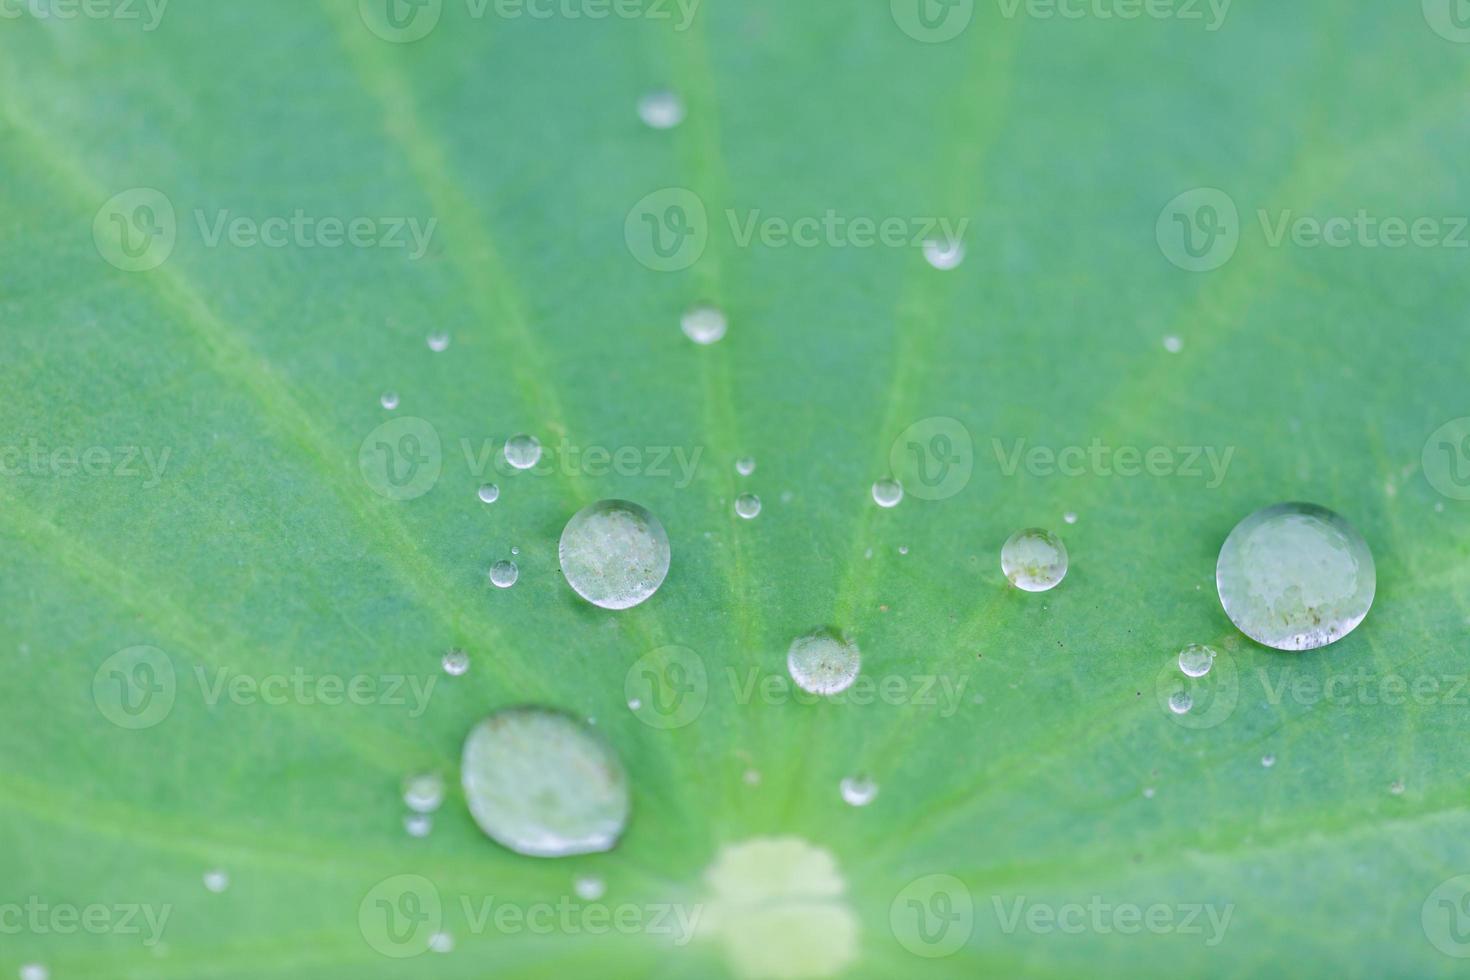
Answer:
[442, 648, 470, 676]
[427, 331, 451, 352]
[380, 391, 400, 410]
[871, 478, 904, 509]
[1001, 528, 1068, 592]
[1216, 502, 1376, 650]
[1063, 511, 1078, 525]
[735, 493, 762, 520]
[626, 697, 642, 711]
[787, 628, 861, 696]
[1389, 779, 1405, 795]
[1163, 335, 1183, 353]
[489, 560, 519, 589]
[1177, 643, 1218, 679]
[1167, 690, 1193, 715]
[403, 772, 445, 814]
[203, 870, 229, 894]
[19, 966, 47, 980]
[1261, 754, 1276, 768]
[923, 237, 965, 270]
[461, 706, 631, 857]
[839, 775, 879, 807]
[504, 434, 542, 471]
[574, 875, 606, 901]
[743, 769, 761, 786]
[863, 547, 873, 560]
[898, 545, 910, 556]
[681, 304, 727, 345]
[511, 546, 520, 556]
[478, 483, 501, 504]
[404, 813, 433, 838]
[1143, 787, 1156, 799]
[736, 456, 756, 477]
[428, 931, 454, 954]
[558, 500, 671, 610]
[637, 89, 685, 129]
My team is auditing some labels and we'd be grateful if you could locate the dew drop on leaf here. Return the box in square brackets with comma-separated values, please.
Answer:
[489, 560, 519, 589]
[478, 483, 501, 504]
[1177, 643, 1217, 678]
[871, 478, 903, 509]
[558, 500, 671, 610]
[736, 456, 756, 477]
[839, 775, 878, 807]
[403, 772, 445, 814]
[923, 237, 965, 270]
[735, 493, 762, 520]
[787, 628, 861, 696]
[1001, 528, 1068, 592]
[442, 648, 470, 677]
[681, 304, 727, 346]
[504, 434, 542, 471]
[637, 89, 685, 129]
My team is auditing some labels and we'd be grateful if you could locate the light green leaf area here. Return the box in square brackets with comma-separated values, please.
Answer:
[2, 2, 1468, 977]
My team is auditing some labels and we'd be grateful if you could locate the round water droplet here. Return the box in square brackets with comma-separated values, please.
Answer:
[898, 545, 910, 556]
[461, 707, 631, 857]
[1216, 502, 1376, 651]
[736, 456, 756, 477]
[558, 500, 671, 610]
[403, 772, 445, 814]
[743, 769, 761, 786]
[923, 237, 965, 270]
[1389, 779, 1405, 796]
[203, 870, 229, 894]
[404, 813, 433, 838]
[638, 89, 685, 129]
[511, 546, 520, 556]
[1143, 787, 1156, 799]
[19, 966, 47, 980]
[1163, 335, 1184, 353]
[427, 331, 450, 352]
[504, 434, 542, 471]
[1261, 754, 1276, 768]
[735, 493, 762, 520]
[839, 775, 878, 807]
[626, 697, 642, 711]
[787, 628, 861, 696]
[1176, 643, 1217, 679]
[478, 483, 501, 504]
[871, 478, 904, 509]
[1063, 511, 1078, 525]
[681, 304, 727, 345]
[380, 391, 400, 411]
[1001, 528, 1068, 592]
[574, 875, 606, 901]
[489, 560, 519, 589]
[442, 648, 470, 677]
[1167, 690, 1193, 715]
[428, 931, 454, 954]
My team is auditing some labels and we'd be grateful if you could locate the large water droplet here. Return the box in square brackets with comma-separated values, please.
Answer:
[638, 89, 685, 129]
[1176, 643, 1217, 678]
[559, 500, 671, 610]
[504, 434, 542, 471]
[1001, 528, 1068, 592]
[871, 479, 903, 509]
[923, 237, 965, 270]
[1216, 502, 1375, 651]
[478, 483, 501, 504]
[403, 772, 445, 814]
[839, 775, 878, 807]
[681, 304, 727, 345]
[442, 648, 470, 676]
[461, 707, 631, 857]
[735, 493, 762, 520]
[489, 560, 519, 589]
[787, 628, 861, 696]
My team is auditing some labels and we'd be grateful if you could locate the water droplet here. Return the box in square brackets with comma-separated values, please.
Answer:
[787, 628, 861, 696]
[511, 546, 520, 556]
[1001, 528, 1068, 592]
[1389, 779, 1405, 795]
[404, 813, 433, 838]
[1142, 787, 1156, 799]
[1163, 335, 1184, 353]
[638, 89, 685, 129]
[736, 456, 756, 477]
[428, 931, 454, 954]
[574, 875, 606, 901]
[478, 483, 501, 504]
[1261, 754, 1276, 768]
[897, 545, 909, 556]
[1167, 690, 1193, 715]
[1063, 511, 1078, 525]
[19, 966, 47, 980]
[871, 478, 904, 509]
[380, 391, 400, 410]
[923, 237, 965, 270]
[558, 500, 671, 610]
[489, 560, 519, 589]
[442, 648, 470, 676]
[681, 304, 727, 345]
[1176, 643, 1217, 679]
[403, 772, 445, 814]
[839, 775, 878, 807]
[427, 331, 451, 352]
[203, 870, 229, 894]
[626, 697, 642, 711]
[461, 706, 631, 857]
[735, 493, 762, 520]
[504, 434, 542, 471]
[743, 769, 761, 786]
[1216, 502, 1376, 651]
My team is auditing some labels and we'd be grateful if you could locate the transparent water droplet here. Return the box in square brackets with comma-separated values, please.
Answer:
[427, 331, 451, 352]
[1389, 779, 1405, 795]
[626, 697, 642, 711]
[1261, 754, 1276, 768]
[428, 931, 454, 954]
[1216, 502, 1376, 651]
[404, 813, 433, 838]
[1063, 511, 1078, 525]
[1167, 690, 1193, 715]
[19, 966, 47, 980]
[380, 391, 400, 411]
[1143, 787, 1156, 799]
[681, 304, 727, 345]
[442, 648, 470, 677]
[504, 434, 542, 470]
[923, 237, 965, 270]
[839, 775, 878, 807]
[735, 493, 762, 520]
[898, 545, 910, 556]
[403, 772, 445, 814]
[742, 769, 761, 786]
[1177, 643, 1217, 679]
[489, 560, 519, 589]
[1001, 528, 1068, 592]
[202, 869, 229, 894]
[574, 875, 606, 901]
[787, 628, 861, 696]
[558, 500, 671, 610]
[736, 456, 756, 477]
[871, 478, 904, 509]
[511, 546, 520, 556]
[637, 89, 685, 129]
[1163, 335, 1184, 353]
[461, 706, 631, 857]
[478, 483, 501, 504]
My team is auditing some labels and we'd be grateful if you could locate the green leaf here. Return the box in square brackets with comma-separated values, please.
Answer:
[3, 1, 1468, 977]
